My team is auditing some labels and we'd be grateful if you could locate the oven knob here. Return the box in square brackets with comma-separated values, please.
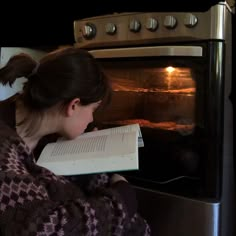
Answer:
[82, 23, 96, 39]
[129, 19, 141, 32]
[146, 18, 158, 31]
[184, 13, 198, 28]
[164, 16, 177, 29]
[105, 23, 117, 35]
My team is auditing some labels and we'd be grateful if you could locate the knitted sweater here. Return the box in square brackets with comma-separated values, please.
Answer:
[0, 97, 151, 236]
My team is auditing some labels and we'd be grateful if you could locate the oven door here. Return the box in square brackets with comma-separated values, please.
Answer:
[90, 42, 224, 199]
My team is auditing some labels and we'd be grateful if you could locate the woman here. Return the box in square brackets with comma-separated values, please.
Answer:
[0, 47, 151, 235]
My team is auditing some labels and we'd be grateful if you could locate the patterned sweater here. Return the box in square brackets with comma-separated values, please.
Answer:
[0, 97, 151, 236]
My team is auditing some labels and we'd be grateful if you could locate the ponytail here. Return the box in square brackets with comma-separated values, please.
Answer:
[0, 53, 37, 86]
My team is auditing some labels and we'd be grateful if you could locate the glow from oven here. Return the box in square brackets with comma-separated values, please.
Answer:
[166, 66, 175, 73]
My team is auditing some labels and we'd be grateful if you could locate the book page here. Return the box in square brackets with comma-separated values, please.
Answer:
[78, 123, 144, 147]
[37, 132, 139, 175]
[38, 132, 137, 162]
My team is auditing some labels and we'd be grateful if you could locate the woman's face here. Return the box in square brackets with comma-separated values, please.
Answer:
[62, 100, 101, 139]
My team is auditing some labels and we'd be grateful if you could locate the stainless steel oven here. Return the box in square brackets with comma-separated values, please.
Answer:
[74, 2, 234, 235]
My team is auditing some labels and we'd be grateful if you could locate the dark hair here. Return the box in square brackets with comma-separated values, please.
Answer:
[0, 47, 111, 135]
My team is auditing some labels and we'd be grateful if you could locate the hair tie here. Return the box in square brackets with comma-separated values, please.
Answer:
[28, 62, 40, 78]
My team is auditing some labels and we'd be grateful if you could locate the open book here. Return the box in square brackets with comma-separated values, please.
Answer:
[37, 124, 144, 176]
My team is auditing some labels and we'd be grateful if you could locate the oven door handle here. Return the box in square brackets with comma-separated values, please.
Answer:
[89, 46, 203, 58]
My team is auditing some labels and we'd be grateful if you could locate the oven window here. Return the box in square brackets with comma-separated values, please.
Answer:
[99, 61, 195, 135]
[95, 58, 207, 197]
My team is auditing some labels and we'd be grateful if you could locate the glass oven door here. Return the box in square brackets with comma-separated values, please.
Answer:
[90, 42, 224, 199]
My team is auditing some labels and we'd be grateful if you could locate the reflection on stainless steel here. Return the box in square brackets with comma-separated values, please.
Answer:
[135, 187, 220, 236]
[103, 119, 195, 135]
[89, 46, 203, 58]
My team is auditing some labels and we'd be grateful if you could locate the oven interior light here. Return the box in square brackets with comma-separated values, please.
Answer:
[166, 66, 175, 73]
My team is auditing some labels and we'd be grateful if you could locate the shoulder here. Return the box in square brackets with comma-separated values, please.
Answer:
[0, 120, 18, 140]
[0, 120, 30, 159]
[0, 94, 18, 129]
[0, 95, 23, 147]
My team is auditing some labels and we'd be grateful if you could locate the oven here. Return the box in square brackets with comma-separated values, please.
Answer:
[73, 2, 234, 235]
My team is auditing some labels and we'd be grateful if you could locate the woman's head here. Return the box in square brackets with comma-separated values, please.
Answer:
[0, 47, 111, 138]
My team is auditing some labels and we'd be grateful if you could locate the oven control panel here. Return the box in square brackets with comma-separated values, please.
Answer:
[74, 3, 228, 48]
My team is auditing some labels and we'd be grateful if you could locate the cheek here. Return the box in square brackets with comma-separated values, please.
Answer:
[73, 112, 93, 136]
[81, 110, 93, 125]
[66, 123, 84, 139]
[65, 109, 94, 139]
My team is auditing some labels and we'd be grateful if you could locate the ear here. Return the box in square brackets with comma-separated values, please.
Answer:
[66, 98, 80, 117]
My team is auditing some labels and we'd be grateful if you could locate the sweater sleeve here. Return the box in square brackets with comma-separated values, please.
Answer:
[0, 124, 150, 236]
[111, 180, 138, 217]
[64, 173, 138, 218]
